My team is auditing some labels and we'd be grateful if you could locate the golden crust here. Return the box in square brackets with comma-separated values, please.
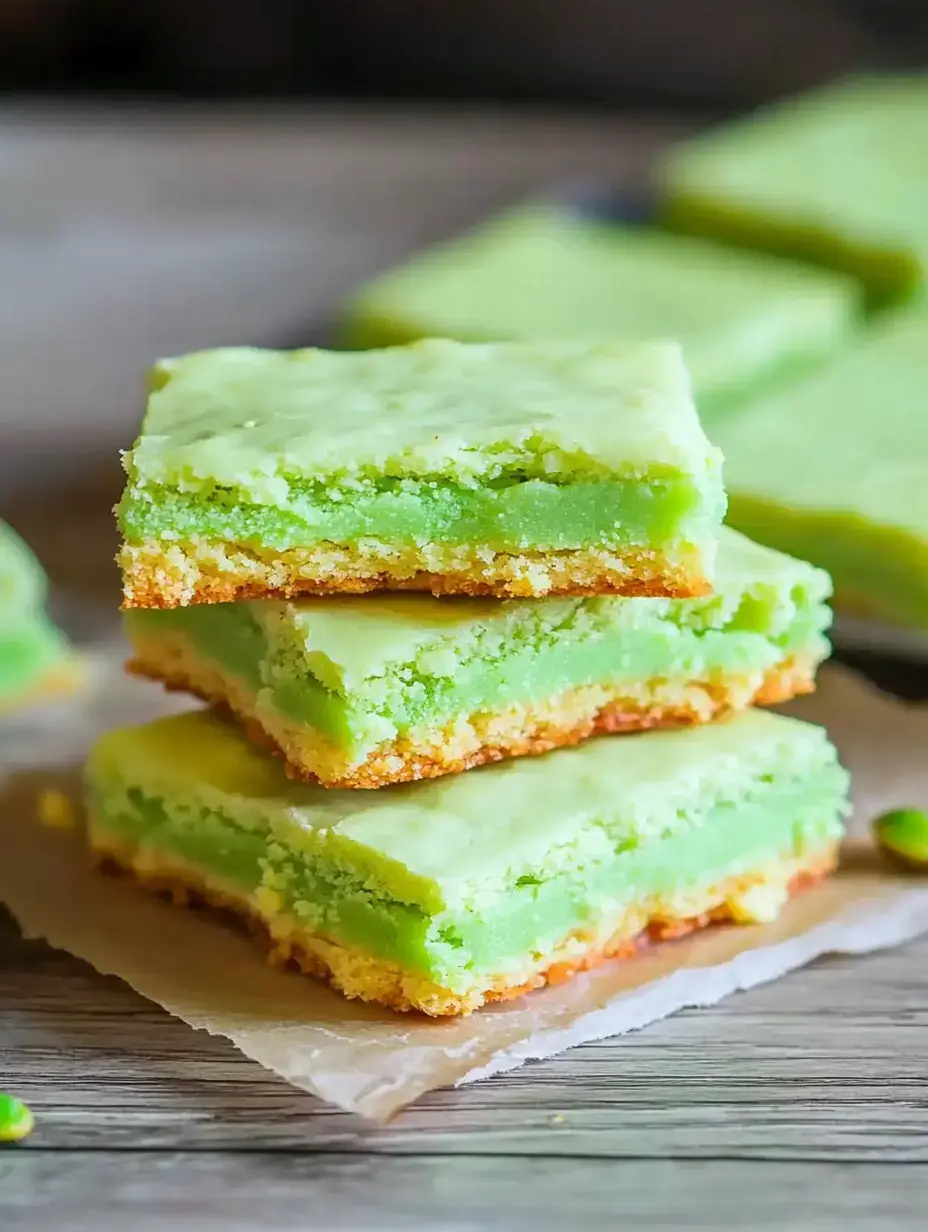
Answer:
[89, 832, 838, 1017]
[118, 538, 711, 608]
[126, 627, 818, 789]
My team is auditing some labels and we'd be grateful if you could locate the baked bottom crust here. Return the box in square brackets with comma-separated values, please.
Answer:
[126, 629, 818, 789]
[118, 538, 712, 608]
[89, 830, 838, 1017]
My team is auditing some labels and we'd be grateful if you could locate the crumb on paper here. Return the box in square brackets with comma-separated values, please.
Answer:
[37, 788, 77, 831]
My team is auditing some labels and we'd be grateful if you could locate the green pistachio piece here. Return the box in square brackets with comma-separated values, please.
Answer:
[0, 1092, 34, 1143]
[872, 808, 928, 872]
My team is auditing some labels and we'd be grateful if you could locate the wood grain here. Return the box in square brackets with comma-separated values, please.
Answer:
[5, 912, 928, 1162]
[3, 1154, 928, 1232]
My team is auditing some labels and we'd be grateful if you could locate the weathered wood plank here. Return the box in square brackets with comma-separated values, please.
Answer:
[4, 914, 928, 1159]
[3, 1154, 928, 1232]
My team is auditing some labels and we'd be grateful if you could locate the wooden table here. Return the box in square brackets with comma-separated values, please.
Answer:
[2, 106, 928, 1230]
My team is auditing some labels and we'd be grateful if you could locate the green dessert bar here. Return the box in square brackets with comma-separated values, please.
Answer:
[715, 304, 928, 630]
[0, 521, 75, 711]
[661, 74, 928, 305]
[116, 340, 726, 606]
[124, 528, 832, 789]
[85, 707, 848, 1016]
[341, 206, 861, 417]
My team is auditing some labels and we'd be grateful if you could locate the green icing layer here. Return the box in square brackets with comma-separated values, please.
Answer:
[125, 528, 832, 760]
[118, 339, 725, 553]
[86, 708, 848, 991]
[716, 304, 928, 630]
[661, 74, 928, 305]
[341, 206, 861, 418]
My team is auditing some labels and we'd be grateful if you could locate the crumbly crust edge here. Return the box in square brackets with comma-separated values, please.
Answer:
[118, 537, 712, 607]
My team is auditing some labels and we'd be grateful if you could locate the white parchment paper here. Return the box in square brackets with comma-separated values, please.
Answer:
[2, 659, 928, 1121]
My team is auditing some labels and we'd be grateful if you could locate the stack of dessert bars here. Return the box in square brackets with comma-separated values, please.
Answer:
[85, 339, 849, 1016]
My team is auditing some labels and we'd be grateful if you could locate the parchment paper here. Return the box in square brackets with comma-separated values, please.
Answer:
[2, 659, 928, 1122]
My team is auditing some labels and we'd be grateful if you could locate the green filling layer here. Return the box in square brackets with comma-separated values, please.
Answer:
[88, 770, 845, 992]
[119, 475, 718, 554]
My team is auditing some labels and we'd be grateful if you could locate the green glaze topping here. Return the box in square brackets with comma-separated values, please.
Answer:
[0, 521, 69, 701]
